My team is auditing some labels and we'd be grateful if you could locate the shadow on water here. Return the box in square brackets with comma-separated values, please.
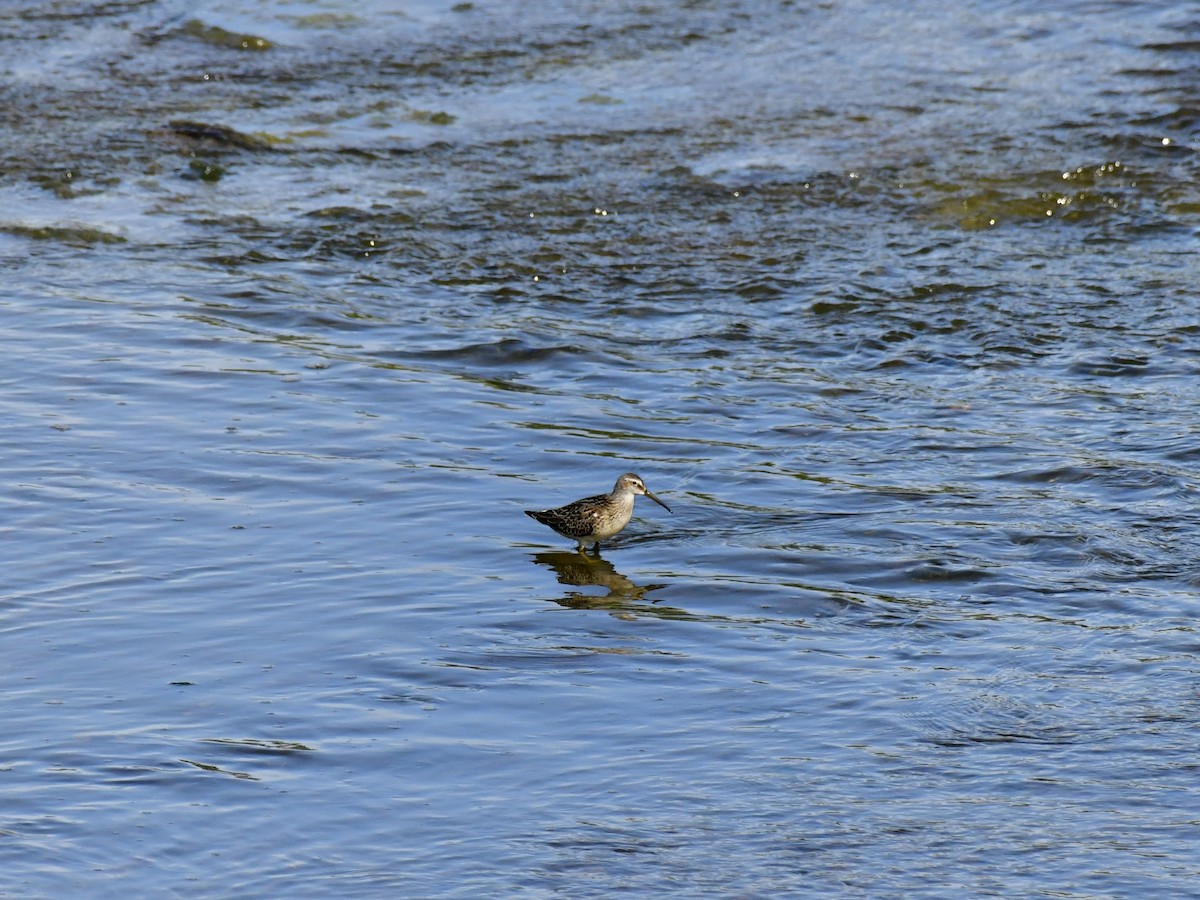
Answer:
[530, 549, 692, 616]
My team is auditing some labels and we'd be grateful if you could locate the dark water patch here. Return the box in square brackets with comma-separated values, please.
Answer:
[199, 737, 315, 754]
[176, 19, 273, 52]
[1140, 39, 1200, 54]
[1067, 354, 1156, 377]
[180, 757, 260, 781]
[991, 463, 1188, 501]
[999, 465, 1110, 486]
[900, 559, 996, 585]
[386, 337, 593, 367]
[162, 119, 277, 151]
[0, 224, 126, 245]
[925, 162, 1151, 231]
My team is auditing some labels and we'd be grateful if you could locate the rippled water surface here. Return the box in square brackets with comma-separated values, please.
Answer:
[3, 0, 1200, 896]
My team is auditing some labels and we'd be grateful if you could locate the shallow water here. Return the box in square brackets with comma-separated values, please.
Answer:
[2, 0, 1200, 896]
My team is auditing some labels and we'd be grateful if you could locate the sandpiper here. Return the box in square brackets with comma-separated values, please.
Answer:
[525, 472, 671, 551]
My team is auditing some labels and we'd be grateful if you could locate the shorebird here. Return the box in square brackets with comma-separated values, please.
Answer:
[525, 472, 671, 551]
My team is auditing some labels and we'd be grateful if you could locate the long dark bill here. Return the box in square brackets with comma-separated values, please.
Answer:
[644, 490, 671, 513]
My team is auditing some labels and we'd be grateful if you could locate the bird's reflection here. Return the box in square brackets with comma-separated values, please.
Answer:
[531, 550, 672, 611]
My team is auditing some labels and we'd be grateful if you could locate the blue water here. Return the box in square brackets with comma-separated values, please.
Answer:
[2, 0, 1199, 896]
